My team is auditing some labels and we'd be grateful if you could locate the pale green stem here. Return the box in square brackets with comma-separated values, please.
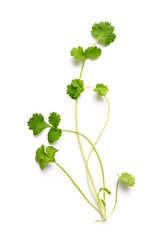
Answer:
[87, 95, 110, 204]
[84, 86, 108, 216]
[75, 41, 105, 216]
[92, 96, 110, 147]
[62, 128, 105, 206]
[79, 59, 86, 79]
[62, 129, 101, 162]
[84, 87, 94, 89]
[92, 40, 98, 47]
[55, 162, 101, 215]
[75, 99, 98, 202]
[76, 55, 98, 200]
[108, 179, 120, 218]
[95, 218, 107, 222]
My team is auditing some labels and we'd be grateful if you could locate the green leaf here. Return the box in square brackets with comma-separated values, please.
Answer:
[46, 146, 58, 161]
[48, 128, 62, 143]
[84, 46, 102, 59]
[66, 79, 84, 99]
[71, 46, 101, 60]
[118, 173, 135, 186]
[94, 83, 109, 96]
[91, 21, 116, 45]
[28, 113, 49, 135]
[70, 46, 85, 60]
[48, 112, 61, 128]
[35, 145, 58, 169]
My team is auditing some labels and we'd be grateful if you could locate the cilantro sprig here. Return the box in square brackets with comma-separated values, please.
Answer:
[28, 112, 62, 143]
[28, 21, 135, 222]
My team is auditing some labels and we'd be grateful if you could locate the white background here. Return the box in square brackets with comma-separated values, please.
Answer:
[0, 0, 160, 239]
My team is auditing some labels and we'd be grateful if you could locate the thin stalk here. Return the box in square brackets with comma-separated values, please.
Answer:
[92, 40, 98, 47]
[91, 96, 110, 149]
[76, 55, 98, 200]
[108, 179, 120, 218]
[62, 128, 105, 202]
[87, 95, 110, 203]
[84, 87, 94, 89]
[79, 59, 86, 79]
[75, 41, 105, 214]
[95, 218, 107, 222]
[55, 161, 102, 215]
[75, 99, 98, 201]
[62, 129, 101, 160]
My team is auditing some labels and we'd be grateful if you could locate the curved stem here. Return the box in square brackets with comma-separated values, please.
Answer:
[91, 96, 110, 148]
[74, 41, 105, 214]
[87, 95, 110, 203]
[108, 179, 120, 218]
[75, 99, 98, 201]
[62, 129, 102, 168]
[62, 128, 104, 197]
[55, 161, 101, 215]
[95, 218, 107, 222]
[76, 56, 99, 201]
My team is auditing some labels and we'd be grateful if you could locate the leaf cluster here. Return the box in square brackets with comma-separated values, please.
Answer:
[36, 145, 58, 169]
[28, 112, 62, 143]
[118, 173, 135, 186]
[94, 83, 109, 96]
[66, 79, 84, 99]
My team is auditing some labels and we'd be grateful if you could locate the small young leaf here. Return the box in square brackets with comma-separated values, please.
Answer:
[91, 21, 116, 45]
[70, 46, 85, 60]
[97, 187, 111, 207]
[28, 113, 49, 135]
[98, 187, 111, 196]
[35, 145, 58, 169]
[118, 173, 135, 186]
[94, 83, 109, 96]
[84, 46, 102, 59]
[99, 199, 106, 206]
[48, 128, 62, 143]
[66, 79, 84, 99]
[48, 112, 61, 128]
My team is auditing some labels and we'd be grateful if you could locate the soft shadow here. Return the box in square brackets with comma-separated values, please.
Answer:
[119, 181, 130, 191]
[71, 58, 82, 66]
[40, 162, 55, 175]
[94, 93, 105, 102]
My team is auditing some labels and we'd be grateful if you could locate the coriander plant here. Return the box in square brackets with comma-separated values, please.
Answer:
[28, 21, 135, 222]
